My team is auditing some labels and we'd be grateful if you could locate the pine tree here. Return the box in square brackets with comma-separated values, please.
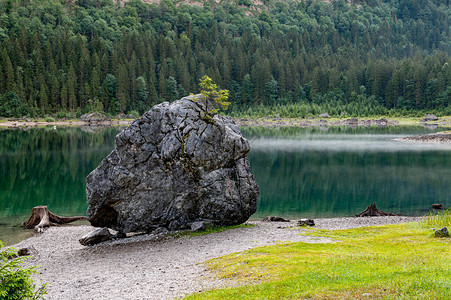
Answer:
[194, 75, 229, 121]
[39, 83, 49, 113]
[166, 76, 178, 102]
[90, 67, 100, 101]
[67, 63, 77, 110]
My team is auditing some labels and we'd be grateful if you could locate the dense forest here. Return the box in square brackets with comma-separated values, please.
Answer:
[0, 0, 450, 118]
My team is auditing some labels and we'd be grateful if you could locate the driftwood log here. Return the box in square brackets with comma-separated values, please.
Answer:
[355, 203, 400, 217]
[23, 206, 87, 233]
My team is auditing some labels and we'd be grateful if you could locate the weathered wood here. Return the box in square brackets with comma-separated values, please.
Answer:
[23, 206, 87, 233]
[355, 203, 400, 217]
[432, 204, 443, 210]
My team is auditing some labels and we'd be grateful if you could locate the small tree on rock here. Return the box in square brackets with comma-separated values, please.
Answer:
[194, 75, 229, 122]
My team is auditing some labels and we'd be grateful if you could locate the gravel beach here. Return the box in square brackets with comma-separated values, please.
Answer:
[12, 216, 421, 300]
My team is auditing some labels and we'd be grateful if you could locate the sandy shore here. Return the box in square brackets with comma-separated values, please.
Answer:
[11, 216, 421, 300]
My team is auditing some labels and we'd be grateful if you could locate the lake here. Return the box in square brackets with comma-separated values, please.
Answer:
[1, 125, 450, 245]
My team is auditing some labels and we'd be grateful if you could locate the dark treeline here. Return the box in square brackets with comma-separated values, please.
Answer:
[0, 0, 450, 118]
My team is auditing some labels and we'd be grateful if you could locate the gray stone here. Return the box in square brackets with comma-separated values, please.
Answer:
[344, 118, 358, 125]
[435, 227, 449, 237]
[423, 114, 438, 122]
[80, 112, 110, 122]
[86, 95, 259, 233]
[152, 227, 169, 235]
[262, 216, 290, 222]
[319, 113, 330, 118]
[374, 118, 388, 126]
[79, 227, 113, 246]
[298, 219, 315, 226]
[190, 221, 206, 232]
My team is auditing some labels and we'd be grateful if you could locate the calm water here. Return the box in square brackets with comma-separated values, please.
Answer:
[1, 125, 451, 245]
[244, 126, 451, 219]
[0, 126, 120, 245]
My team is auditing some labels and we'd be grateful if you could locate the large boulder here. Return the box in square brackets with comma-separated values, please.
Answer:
[86, 95, 259, 233]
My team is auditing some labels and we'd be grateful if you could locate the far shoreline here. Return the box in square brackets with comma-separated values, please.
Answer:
[2, 115, 451, 128]
[0, 119, 134, 128]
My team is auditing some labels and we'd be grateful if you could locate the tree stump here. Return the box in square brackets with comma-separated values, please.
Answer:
[432, 204, 443, 210]
[355, 203, 400, 217]
[23, 206, 87, 233]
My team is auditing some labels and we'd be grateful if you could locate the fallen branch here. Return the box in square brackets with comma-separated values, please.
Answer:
[23, 206, 87, 233]
[355, 203, 400, 217]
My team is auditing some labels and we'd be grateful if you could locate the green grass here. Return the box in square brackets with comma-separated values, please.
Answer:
[185, 222, 451, 299]
[422, 208, 451, 229]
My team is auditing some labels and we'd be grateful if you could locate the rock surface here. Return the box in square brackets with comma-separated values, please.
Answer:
[298, 219, 315, 226]
[422, 114, 438, 122]
[397, 132, 451, 143]
[80, 112, 110, 122]
[190, 221, 206, 232]
[86, 95, 259, 233]
[79, 227, 114, 246]
[262, 216, 290, 222]
[435, 227, 449, 237]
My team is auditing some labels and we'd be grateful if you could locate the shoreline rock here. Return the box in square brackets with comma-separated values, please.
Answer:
[86, 95, 259, 234]
[234, 117, 399, 128]
[396, 131, 451, 143]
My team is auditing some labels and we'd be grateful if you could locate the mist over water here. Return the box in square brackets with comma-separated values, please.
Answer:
[249, 134, 451, 153]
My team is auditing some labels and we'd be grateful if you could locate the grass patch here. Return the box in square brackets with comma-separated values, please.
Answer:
[185, 222, 451, 299]
[173, 223, 255, 238]
[421, 208, 451, 229]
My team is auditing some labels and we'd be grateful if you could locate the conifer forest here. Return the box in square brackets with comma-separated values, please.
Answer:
[0, 0, 450, 118]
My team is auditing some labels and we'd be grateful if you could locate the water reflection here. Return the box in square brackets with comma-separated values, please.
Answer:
[242, 126, 451, 219]
[0, 126, 122, 245]
[1, 125, 450, 245]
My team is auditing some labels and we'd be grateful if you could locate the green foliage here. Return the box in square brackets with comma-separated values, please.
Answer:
[128, 110, 140, 119]
[87, 99, 104, 113]
[0, 92, 28, 118]
[54, 111, 73, 120]
[238, 0, 252, 7]
[0, 241, 47, 300]
[44, 117, 55, 122]
[196, 75, 230, 119]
